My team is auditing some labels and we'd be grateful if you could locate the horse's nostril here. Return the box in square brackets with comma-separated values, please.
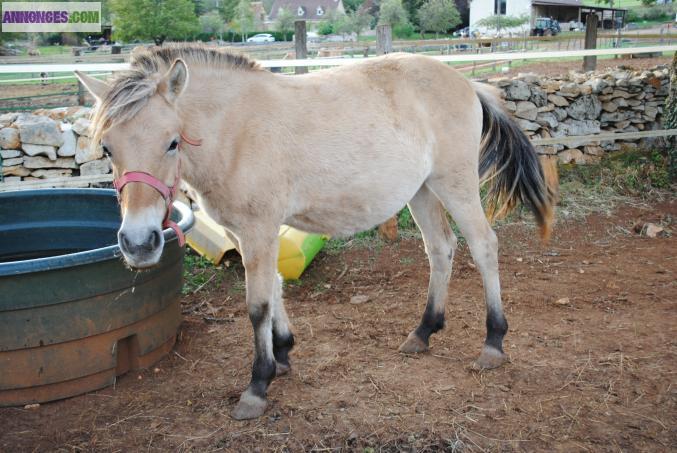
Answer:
[140, 230, 161, 252]
[150, 230, 161, 249]
[120, 230, 160, 255]
[119, 232, 131, 251]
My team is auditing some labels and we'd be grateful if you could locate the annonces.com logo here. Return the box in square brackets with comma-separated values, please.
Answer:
[2, 2, 101, 32]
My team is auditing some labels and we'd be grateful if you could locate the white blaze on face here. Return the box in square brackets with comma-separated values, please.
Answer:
[118, 202, 166, 268]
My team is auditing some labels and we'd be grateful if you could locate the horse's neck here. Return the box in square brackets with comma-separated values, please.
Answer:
[177, 67, 273, 191]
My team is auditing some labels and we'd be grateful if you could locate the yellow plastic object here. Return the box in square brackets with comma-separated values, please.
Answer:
[185, 211, 328, 280]
[185, 210, 237, 265]
[277, 226, 328, 280]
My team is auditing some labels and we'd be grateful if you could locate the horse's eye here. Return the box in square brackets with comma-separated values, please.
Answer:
[102, 145, 110, 155]
[167, 140, 179, 152]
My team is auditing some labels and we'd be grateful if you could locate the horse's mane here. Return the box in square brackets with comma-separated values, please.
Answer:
[130, 42, 260, 74]
[91, 43, 259, 145]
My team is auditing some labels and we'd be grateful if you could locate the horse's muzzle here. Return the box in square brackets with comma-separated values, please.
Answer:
[118, 227, 164, 268]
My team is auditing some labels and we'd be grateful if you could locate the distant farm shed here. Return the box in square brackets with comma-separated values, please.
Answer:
[470, 0, 626, 30]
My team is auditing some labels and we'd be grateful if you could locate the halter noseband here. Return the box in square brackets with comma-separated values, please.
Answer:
[113, 132, 201, 247]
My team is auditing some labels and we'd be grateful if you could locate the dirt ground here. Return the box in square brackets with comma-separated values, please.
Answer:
[0, 82, 81, 111]
[492, 55, 672, 78]
[0, 191, 675, 451]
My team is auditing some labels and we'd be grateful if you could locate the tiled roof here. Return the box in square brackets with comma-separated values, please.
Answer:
[269, 0, 345, 21]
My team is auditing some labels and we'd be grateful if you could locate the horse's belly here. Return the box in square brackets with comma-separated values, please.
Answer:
[287, 207, 397, 236]
[287, 144, 432, 235]
[287, 182, 421, 236]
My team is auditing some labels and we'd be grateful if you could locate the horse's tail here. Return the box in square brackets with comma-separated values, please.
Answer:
[472, 82, 556, 241]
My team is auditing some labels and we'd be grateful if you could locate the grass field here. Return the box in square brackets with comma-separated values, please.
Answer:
[12, 45, 74, 56]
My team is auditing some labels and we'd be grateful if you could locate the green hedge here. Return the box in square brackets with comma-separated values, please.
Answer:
[195, 30, 293, 42]
[626, 4, 675, 22]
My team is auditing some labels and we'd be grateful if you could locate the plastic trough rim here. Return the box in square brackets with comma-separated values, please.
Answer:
[0, 188, 195, 277]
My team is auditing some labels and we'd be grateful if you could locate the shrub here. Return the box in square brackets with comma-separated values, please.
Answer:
[317, 21, 335, 35]
[393, 22, 415, 38]
[626, 4, 675, 22]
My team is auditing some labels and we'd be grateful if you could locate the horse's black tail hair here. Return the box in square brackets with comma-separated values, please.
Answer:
[473, 83, 556, 241]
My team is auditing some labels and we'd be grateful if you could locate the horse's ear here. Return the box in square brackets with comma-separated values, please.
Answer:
[74, 71, 110, 102]
[158, 59, 188, 104]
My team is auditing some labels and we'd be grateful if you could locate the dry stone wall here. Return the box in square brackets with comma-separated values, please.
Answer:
[0, 106, 110, 184]
[487, 64, 670, 164]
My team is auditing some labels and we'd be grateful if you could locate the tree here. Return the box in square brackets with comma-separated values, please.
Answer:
[343, 0, 366, 12]
[111, 0, 200, 46]
[417, 0, 460, 38]
[378, 0, 409, 27]
[334, 14, 353, 37]
[402, 0, 424, 27]
[232, 0, 255, 41]
[200, 11, 225, 40]
[194, 0, 214, 16]
[346, 10, 373, 39]
[475, 14, 529, 35]
[596, 0, 655, 7]
[316, 10, 347, 36]
[220, 0, 240, 22]
[274, 8, 295, 41]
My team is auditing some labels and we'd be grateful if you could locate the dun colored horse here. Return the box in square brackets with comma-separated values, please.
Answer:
[75, 43, 554, 420]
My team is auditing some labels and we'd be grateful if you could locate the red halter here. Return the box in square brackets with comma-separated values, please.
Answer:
[113, 132, 201, 247]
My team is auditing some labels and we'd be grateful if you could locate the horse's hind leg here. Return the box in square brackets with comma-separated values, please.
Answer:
[428, 180, 509, 369]
[271, 274, 294, 376]
[399, 184, 457, 353]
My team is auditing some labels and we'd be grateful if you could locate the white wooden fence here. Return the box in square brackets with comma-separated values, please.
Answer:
[0, 45, 675, 74]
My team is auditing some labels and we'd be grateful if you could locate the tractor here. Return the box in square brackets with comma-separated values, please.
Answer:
[531, 17, 561, 36]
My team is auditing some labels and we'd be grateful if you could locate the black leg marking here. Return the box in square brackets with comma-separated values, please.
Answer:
[249, 354, 276, 398]
[414, 296, 445, 345]
[485, 311, 508, 352]
[248, 302, 276, 399]
[249, 302, 269, 326]
[273, 331, 295, 367]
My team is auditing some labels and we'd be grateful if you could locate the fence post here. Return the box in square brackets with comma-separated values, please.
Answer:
[583, 14, 598, 71]
[294, 20, 308, 75]
[77, 79, 86, 106]
[376, 24, 393, 55]
[375, 24, 395, 237]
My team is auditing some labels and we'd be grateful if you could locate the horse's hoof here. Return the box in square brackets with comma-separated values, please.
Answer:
[398, 332, 429, 354]
[473, 345, 508, 370]
[231, 390, 268, 420]
[275, 361, 290, 377]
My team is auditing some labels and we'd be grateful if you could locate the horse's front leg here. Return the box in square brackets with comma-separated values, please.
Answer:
[231, 233, 281, 420]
